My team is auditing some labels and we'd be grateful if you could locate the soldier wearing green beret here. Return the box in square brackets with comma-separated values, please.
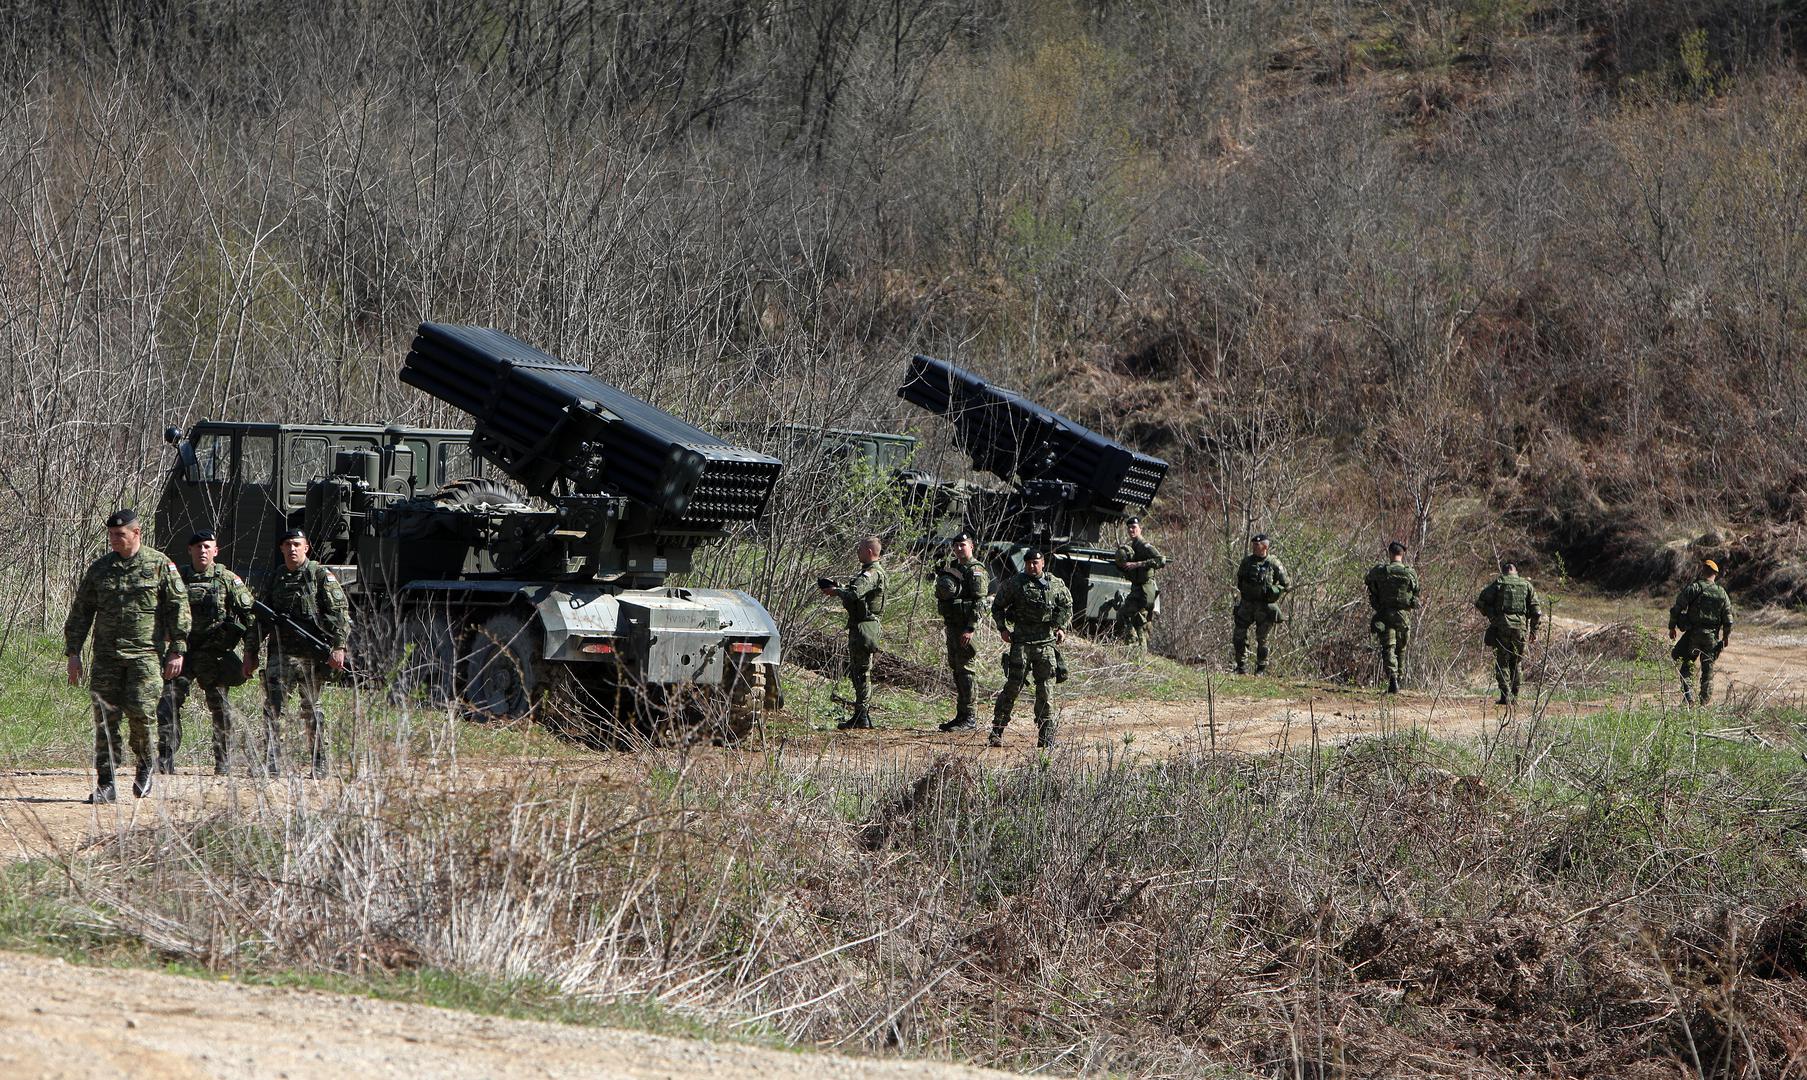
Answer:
[63, 510, 190, 803]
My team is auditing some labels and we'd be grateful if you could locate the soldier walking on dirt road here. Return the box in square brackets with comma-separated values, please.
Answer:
[990, 549, 1072, 748]
[1233, 533, 1290, 675]
[1475, 561, 1540, 705]
[1365, 541, 1420, 694]
[245, 530, 349, 777]
[63, 509, 190, 803]
[1669, 559, 1733, 706]
[934, 532, 989, 732]
[157, 529, 256, 775]
[821, 535, 887, 731]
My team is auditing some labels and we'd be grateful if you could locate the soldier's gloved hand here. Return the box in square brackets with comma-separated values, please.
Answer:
[66, 656, 82, 687]
[329, 647, 348, 672]
[960, 631, 974, 646]
[243, 655, 258, 680]
[163, 654, 184, 681]
[1055, 629, 1066, 645]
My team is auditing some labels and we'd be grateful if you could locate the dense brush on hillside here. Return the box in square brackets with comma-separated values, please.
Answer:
[0, 0, 1803, 652]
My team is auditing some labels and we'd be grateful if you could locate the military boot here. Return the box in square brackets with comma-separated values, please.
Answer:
[1386, 675, 1399, 695]
[1254, 648, 1269, 676]
[131, 761, 154, 799]
[987, 725, 1006, 748]
[938, 714, 977, 732]
[1232, 658, 1246, 675]
[213, 754, 230, 777]
[1035, 719, 1056, 749]
[86, 783, 117, 805]
[156, 750, 176, 775]
[836, 709, 873, 731]
[309, 746, 328, 779]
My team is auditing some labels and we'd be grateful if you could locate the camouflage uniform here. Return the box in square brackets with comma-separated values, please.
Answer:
[1669, 578, 1732, 705]
[1364, 560, 1420, 687]
[829, 559, 887, 726]
[254, 560, 349, 774]
[991, 570, 1073, 747]
[157, 562, 255, 773]
[934, 554, 989, 726]
[1113, 535, 1166, 646]
[1233, 553, 1291, 674]
[1475, 570, 1541, 702]
[63, 546, 189, 793]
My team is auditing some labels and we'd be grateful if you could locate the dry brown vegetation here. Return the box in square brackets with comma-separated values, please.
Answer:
[10, 707, 1805, 1078]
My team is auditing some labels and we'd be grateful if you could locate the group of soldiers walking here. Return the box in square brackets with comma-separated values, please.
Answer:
[63, 511, 349, 803]
[824, 524, 1741, 745]
[64, 509, 1741, 792]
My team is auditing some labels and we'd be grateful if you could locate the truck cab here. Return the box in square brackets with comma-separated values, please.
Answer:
[155, 421, 484, 587]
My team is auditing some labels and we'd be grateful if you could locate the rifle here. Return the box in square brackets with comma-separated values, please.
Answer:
[252, 599, 335, 660]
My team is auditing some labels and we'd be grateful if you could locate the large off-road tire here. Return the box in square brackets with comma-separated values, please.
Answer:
[395, 606, 461, 705]
[716, 663, 767, 746]
[461, 610, 548, 721]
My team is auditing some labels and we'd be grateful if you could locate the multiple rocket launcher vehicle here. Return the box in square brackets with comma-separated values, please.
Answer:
[155, 325, 1167, 737]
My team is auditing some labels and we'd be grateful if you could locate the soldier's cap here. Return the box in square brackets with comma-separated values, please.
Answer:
[1251, 532, 1269, 544]
[104, 509, 139, 529]
[1703, 559, 1719, 573]
[949, 530, 974, 544]
[278, 528, 307, 543]
[1023, 547, 1047, 562]
[1125, 516, 1140, 526]
[1388, 540, 1407, 555]
[187, 529, 217, 546]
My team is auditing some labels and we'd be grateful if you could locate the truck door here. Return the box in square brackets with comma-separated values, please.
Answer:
[227, 432, 282, 580]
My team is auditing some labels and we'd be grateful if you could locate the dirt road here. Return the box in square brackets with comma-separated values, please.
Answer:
[0, 950, 1010, 1080]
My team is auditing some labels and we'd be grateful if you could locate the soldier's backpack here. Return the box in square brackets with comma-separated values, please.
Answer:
[1687, 584, 1729, 628]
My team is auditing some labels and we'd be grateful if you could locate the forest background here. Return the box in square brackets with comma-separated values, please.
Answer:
[2, 0, 1806, 665]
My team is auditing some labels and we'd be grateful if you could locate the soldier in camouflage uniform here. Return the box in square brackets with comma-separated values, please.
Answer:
[1113, 517, 1166, 647]
[1669, 558, 1733, 705]
[157, 529, 256, 775]
[1233, 533, 1291, 675]
[935, 531, 990, 732]
[245, 529, 349, 776]
[1474, 561, 1541, 705]
[820, 535, 886, 730]
[1364, 541, 1420, 694]
[63, 510, 189, 803]
[989, 549, 1073, 748]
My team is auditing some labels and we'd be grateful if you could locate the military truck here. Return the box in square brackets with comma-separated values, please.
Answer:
[156, 323, 784, 741]
[897, 355, 1169, 632]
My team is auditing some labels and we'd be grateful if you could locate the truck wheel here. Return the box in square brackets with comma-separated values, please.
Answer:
[462, 610, 545, 721]
[432, 477, 524, 508]
[717, 663, 766, 746]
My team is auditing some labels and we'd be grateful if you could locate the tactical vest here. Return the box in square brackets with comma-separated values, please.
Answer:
[1684, 583, 1730, 628]
[935, 559, 983, 623]
[184, 567, 238, 651]
[1011, 576, 1059, 624]
[1240, 557, 1283, 603]
[1491, 577, 1530, 617]
[1369, 564, 1416, 610]
[846, 564, 885, 623]
[268, 563, 328, 655]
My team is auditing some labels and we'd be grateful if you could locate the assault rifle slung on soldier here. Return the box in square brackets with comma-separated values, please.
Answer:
[159, 323, 784, 742]
[897, 355, 1169, 630]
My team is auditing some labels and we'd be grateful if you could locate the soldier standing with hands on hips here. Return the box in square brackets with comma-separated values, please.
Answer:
[989, 548, 1072, 748]
[63, 509, 189, 803]
[245, 529, 349, 777]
